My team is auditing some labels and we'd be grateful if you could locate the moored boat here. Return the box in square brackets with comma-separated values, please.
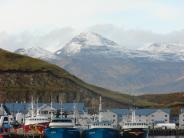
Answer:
[23, 97, 49, 134]
[120, 110, 149, 138]
[44, 101, 80, 138]
[82, 121, 119, 138]
[44, 117, 80, 138]
[82, 97, 119, 138]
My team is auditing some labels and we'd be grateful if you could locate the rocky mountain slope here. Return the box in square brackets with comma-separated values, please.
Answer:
[54, 33, 184, 94]
[0, 48, 156, 110]
[15, 32, 184, 94]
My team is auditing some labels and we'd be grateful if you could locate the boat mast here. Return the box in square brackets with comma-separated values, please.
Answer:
[60, 96, 63, 117]
[73, 103, 76, 124]
[50, 96, 53, 119]
[36, 97, 39, 116]
[31, 96, 34, 117]
[99, 96, 102, 122]
[131, 109, 136, 122]
[131, 93, 136, 122]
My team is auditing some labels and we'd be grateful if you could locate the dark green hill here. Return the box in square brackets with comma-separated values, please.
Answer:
[0, 48, 155, 110]
[139, 92, 184, 116]
[139, 92, 184, 107]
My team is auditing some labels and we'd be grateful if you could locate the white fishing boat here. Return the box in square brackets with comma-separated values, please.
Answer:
[120, 109, 149, 138]
[24, 97, 49, 127]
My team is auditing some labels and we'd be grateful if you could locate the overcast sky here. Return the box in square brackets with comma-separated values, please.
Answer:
[0, 0, 184, 51]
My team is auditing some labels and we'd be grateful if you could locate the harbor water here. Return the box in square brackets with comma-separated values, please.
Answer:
[149, 136, 184, 138]
[3, 134, 184, 138]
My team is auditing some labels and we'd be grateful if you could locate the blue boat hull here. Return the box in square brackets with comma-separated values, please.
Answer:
[44, 128, 80, 138]
[82, 128, 119, 138]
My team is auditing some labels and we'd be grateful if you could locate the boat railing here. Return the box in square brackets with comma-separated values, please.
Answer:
[123, 122, 148, 128]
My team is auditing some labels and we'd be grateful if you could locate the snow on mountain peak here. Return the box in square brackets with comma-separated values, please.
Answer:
[56, 32, 119, 55]
[15, 47, 56, 59]
[75, 32, 118, 46]
[139, 42, 184, 53]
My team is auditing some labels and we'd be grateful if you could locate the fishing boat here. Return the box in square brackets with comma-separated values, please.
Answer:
[23, 97, 49, 133]
[120, 110, 149, 138]
[44, 116, 80, 138]
[44, 101, 80, 138]
[0, 104, 13, 138]
[82, 97, 119, 138]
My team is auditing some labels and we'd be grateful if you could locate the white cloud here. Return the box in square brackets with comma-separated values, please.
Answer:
[88, 24, 184, 49]
[0, 0, 183, 33]
[1, 25, 184, 52]
[0, 27, 77, 52]
[0, 1, 184, 51]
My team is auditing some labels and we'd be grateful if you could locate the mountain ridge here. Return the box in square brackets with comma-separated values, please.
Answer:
[55, 32, 121, 56]
[2, 48, 184, 112]
[0, 48, 156, 109]
[14, 32, 184, 94]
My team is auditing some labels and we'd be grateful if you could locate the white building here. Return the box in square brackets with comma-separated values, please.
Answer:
[37, 104, 57, 117]
[90, 110, 118, 128]
[100, 110, 118, 127]
[147, 109, 169, 124]
[112, 108, 170, 126]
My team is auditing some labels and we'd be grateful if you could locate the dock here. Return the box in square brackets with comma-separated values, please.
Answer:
[149, 129, 184, 136]
[8, 134, 43, 138]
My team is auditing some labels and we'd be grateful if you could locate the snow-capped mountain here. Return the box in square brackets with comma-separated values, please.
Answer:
[14, 32, 184, 94]
[139, 42, 184, 54]
[53, 33, 184, 94]
[56, 32, 184, 61]
[15, 47, 58, 59]
[137, 42, 184, 61]
[55, 32, 121, 56]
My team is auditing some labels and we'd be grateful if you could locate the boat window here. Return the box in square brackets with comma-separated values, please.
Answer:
[52, 119, 72, 123]
[4, 117, 8, 121]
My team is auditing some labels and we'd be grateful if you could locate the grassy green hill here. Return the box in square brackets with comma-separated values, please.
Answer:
[139, 92, 184, 107]
[1, 48, 184, 112]
[0, 48, 156, 110]
[139, 92, 184, 116]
